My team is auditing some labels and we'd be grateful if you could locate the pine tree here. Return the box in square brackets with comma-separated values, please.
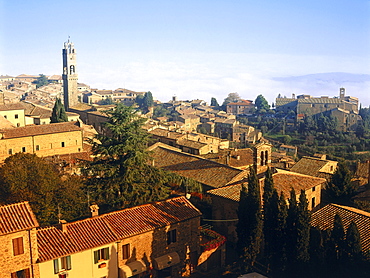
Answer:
[236, 166, 263, 272]
[51, 98, 68, 123]
[84, 104, 171, 211]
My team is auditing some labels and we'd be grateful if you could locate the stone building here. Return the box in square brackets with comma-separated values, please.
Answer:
[226, 99, 255, 115]
[62, 39, 79, 111]
[0, 202, 39, 278]
[290, 154, 337, 180]
[275, 88, 360, 131]
[0, 121, 84, 162]
[36, 197, 202, 278]
[207, 169, 326, 242]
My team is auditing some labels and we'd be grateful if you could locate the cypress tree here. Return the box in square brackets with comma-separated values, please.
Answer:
[271, 192, 287, 275]
[262, 168, 279, 263]
[51, 98, 68, 123]
[345, 221, 362, 262]
[330, 213, 346, 262]
[286, 188, 298, 262]
[236, 166, 263, 272]
[296, 190, 310, 264]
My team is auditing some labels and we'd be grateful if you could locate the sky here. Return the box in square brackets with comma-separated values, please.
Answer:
[1, 0, 370, 105]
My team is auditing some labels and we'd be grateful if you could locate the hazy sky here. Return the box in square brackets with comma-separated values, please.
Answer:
[1, 0, 369, 105]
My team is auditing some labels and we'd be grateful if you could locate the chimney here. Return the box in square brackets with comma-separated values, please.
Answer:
[90, 204, 99, 217]
[59, 219, 68, 233]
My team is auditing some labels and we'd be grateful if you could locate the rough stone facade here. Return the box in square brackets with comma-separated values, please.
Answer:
[63, 39, 79, 111]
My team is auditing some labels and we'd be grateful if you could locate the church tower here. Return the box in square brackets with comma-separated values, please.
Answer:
[62, 38, 79, 110]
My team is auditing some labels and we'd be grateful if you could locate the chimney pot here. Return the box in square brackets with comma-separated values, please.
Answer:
[90, 204, 99, 217]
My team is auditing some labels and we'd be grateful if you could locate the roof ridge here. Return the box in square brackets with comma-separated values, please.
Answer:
[330, 203, 370, 218]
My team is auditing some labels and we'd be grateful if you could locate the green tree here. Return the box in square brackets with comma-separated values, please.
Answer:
[84, 103, 171, 211]
[345, 221, 362, 262]
[285, 189, 298, 270]
[98, 97, 114, 105]
[221, 92, 241, 110]
[236, 166, 263, 272]
[210, 97, 220, 107]
[296, 190, 310, 264]
[34, 74, 49, 88]
[51, 98, 68, 123]
[329, 213, 346, 263]
[255, 94, 270, 112]
[143, 91, 154, 113]
[262, 168, 279, 263]
[325, 163, 356, 205]
[0, 153, 86, 225]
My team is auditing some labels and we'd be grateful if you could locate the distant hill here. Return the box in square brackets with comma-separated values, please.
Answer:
[273, 72, 370, 84]
[271, 73, 370, 105]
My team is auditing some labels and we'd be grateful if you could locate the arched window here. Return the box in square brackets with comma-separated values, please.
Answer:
[70, 65, 75, 74]
[260, 151, 264, 166]
[265, 150, 268, 166]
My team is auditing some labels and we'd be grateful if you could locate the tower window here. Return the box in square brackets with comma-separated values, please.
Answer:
[61, 142, 65, 147]
[8, 149, 12, 155]
[70, 65, 75, 74]
[22, 147, 26, 152]
[36, 145, 40, 151]
[15, 114, 18, 119]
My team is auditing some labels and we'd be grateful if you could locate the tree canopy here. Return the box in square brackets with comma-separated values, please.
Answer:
[84, 103, 171, 212]
[222, 92, 241, 109]
[255, 94, 270, 112]
[210, 97, 220, 107]
[51, 98, 68, 123]
[34, 74, 49, 88]
[0, 153, 86, 225]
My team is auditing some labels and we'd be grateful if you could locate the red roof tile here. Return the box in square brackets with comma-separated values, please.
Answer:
[37, 197, 201, 262]
[311, 204, 370, 252]
[150, 144, 246, 189]
[0, 202, 39, 235]
[0, 121, 82, 139]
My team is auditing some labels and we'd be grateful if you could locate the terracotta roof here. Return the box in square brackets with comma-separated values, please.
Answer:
[0, 115, 15, 128]
[202, 148, 254, 169]
[149, 128, 185, 140]
[311, 204, 370, 252]
[0, 202, 39, 235]
[207, 169, 326, 202]
[37, 197, 200, 262]
[290, 156, 333, 177]
[0, 103, 25, 111]
[177, 139, 207, 150]
[226, 99, 253, 106]
[0, 121, 82, 138]
[149, 144, 246, 189]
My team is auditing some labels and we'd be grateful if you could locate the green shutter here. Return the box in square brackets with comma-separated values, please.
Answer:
[66, 256, 72, 270]
[53, 259, 59, 274]
[94, 250, 99, 264]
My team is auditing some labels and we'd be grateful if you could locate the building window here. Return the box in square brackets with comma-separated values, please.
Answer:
[312, 186, 315, 192]
[54, 256, 72, 274]
[36, 145, 40, 151]
[312, 197, 316, 209]
[15, 114, 19, 119]
[61, 142, 65, 147]
[22, 147, 26, 152]
[3, 115, 7, 119]
[12, 237, 24, 256]
[11, 269, 30, 278]
[17, 123, 20, 127]
[8, 149, 13, 155]
[94, 247, 110, 264]
[167, 229, 177, 244]
[122, 243, 130, 260]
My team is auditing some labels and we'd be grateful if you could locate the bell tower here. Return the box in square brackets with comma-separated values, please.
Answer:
[62, 38, 79, 110]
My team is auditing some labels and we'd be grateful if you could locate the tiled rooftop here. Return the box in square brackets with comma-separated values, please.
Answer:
[37, 197, 201, 262]
[311, 204, 370, 252]
[0, 202, 39, 235]
[290, 156, 332, 177]
[150, 144, 246, 189]
[207, 169, 326, 202]
[0, 121, 82, 138]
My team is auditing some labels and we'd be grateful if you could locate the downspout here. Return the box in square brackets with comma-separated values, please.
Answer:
[28, 229, 34, 278]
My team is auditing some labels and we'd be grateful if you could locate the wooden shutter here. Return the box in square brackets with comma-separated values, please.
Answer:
[53, 259, 60, 274]
[94, 250, 99, 264]
[24, 268, 30, 278]
[66, 255, 72, 270]
[122, 244, 130, 260]
[12, 237, 24, 256]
